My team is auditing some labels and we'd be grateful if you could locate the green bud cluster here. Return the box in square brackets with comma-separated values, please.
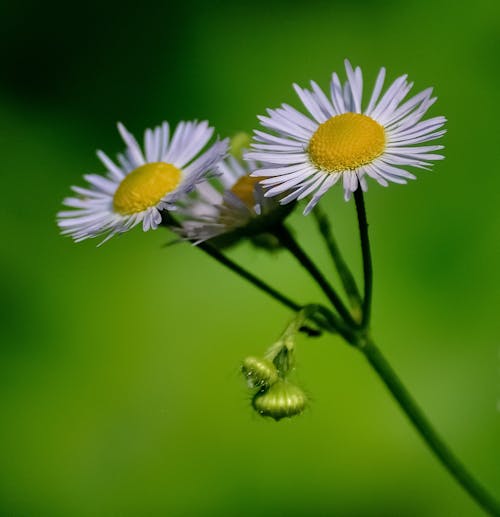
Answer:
[241, 348, 307, 421]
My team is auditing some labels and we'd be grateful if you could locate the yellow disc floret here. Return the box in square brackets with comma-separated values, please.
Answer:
[308, 113, 385, 172]
[113, 162, 182, 215]
[230, 175, 262, 210]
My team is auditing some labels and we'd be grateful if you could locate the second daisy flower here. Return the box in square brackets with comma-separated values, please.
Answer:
[246, 60, 446, 214]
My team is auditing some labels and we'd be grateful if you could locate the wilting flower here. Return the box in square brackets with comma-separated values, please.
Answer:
[174, 153, 293, 248]
[246, 60, 446, 214]
[58, 121, 227, 244]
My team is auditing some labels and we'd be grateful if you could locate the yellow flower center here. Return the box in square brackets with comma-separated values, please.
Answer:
[230, 175, 262, 210]
[308, 113, 385, 172]
[113, 162, 182, 215]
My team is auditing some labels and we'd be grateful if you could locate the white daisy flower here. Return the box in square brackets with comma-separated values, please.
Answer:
[175, 154, 292, 248]
[246, 60, 447, 214]
[58, 120, 228, 244]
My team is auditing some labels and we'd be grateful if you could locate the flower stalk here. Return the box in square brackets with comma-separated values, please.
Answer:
[353, 189, 373, 329]
[312, 205, 362, 317]
[350, 191, 499, 516]
[361, 339, 500, 516]
[194, 242, 344, 336]
[272, 223, 358, 330]
[261, 195, 500, 516]
[162, 212, 340, 335]
[166, 195, 500, 515]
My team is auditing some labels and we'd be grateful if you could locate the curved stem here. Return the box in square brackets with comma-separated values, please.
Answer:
[197, 243, 342, 335]
[312, 205, 362, 312]
[197, 241, 300, 312]
[354, 189, 373, 329]
[361, 339, 500, 516]
[352, 190, 499, 514]
[281, 304, 332, 341]
[273, 224, 357, 329]
[162, 213, 299, 310]
[160, 213, 340, 334]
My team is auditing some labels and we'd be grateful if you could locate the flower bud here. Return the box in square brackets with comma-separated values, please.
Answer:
[230, 132, 251, 160]
[250, 232, 282, 252]
[242, 356, 279, 389]
[252, 380, 308, 421]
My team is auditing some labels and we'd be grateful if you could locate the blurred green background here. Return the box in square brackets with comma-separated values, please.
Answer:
[1, 0, 499, 515]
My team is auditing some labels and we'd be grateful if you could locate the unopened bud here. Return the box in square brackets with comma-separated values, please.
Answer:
[242, 356, 279, 388]
[230, 132, 251, 160]
[250, 233, 282, 252]
[252, 380, 308, 421]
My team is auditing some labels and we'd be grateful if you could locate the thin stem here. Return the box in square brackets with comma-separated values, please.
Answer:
[281, 304, 328, 341]
[197, 241, 300, 312]
[354, 189, 373, 329]
[161, 213, 339, 334]
[273, 224, 357, 329]
[351, 189, 498, 513]
[361, 339, 500, 517]
[312, 205, 362, 312]
[162, 213, 299, 310]
[197, 243, 342, 336]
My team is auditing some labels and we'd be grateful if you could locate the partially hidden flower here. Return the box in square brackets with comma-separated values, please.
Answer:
[57, 121, 228, 244]
[246, 59, 447, 214]
[174, 151, 294, 249]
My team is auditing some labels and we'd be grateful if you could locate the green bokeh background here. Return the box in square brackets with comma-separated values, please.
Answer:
[1, 0, 499, 515]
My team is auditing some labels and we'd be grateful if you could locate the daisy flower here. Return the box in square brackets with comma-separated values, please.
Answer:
[174, 153, 293, 248]
[57, 121, 228, 244]
[246, 60, 446, 214]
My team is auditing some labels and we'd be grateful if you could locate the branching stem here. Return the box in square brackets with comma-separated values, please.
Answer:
[272, 223, 357, 329]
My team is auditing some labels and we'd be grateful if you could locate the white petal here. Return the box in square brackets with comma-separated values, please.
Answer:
[278, 103, 318, 132]
[83, 174, 118, 195]
[370, 75, 408, 120]
[117, 122, 145, 167]
[344, 59, 363, 113]
[330, 73, 347, 114]
[97, 150, 125, 181]
[297, 172, 329, 200]
[293, 83, 328, 123]
[253, 129, 305, 147]
[303, 174, 339, 215]
[365, 67, 386, 115]
[310, 81, 335, 117]
[245, 151, 307, 165]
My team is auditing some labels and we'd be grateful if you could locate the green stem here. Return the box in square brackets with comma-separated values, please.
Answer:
[351, 195, 499, 515]
[360, 339, 500, 517]
[354, 189, 373, 329]
[273, 224, 357, 329]
[197, 241, 300, 312]
[196, 243, 342, 336]
[161, 213, 339, 334]
[281, 304, 327, 340]
[312, 205, 363, 312]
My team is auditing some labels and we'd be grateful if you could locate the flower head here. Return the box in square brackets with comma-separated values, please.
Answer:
[246, 60, 447, 214]
[57, 121, 228, 244]
[174, 151, 293, 248]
